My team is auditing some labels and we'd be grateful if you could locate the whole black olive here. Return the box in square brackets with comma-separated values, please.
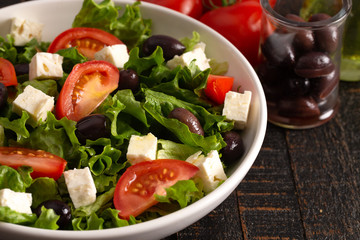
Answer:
[14, 63, 29, 76]
[75, 114, 110, 144]
[34, 200, 71, 229]
[285, 14, 315, 53]
[168, 107, 204, 136]
[118, 69, 139, 92]
[311, 68, 339, 99]
[142, 35, 186, 61]
[309, 13, 339, 53]
[0, 82, 8, 109]
[221, 131, 245, 164]
[294, 51, 335, 78]
[277, 96, 320, 118]
[261, 32, 297, 67]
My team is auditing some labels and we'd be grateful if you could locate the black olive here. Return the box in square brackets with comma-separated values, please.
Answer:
[14, 63, 29, 76]
[34, 200, 71, 229]
[311, 68, 339, 99]
[168, 107, 204, 136]
[284, 14, 315, 53]
[294, 52, 335, 78]
[309, 13, 339, 53]
[0, 82, 8, 109]
[142, 35, 186, 61]
[221, 131, 245, 164]
[118, 69, 140, 92]
[277, 96, 320, 118]
[75, 114, 110, 144]
[261, 32, 297, 67]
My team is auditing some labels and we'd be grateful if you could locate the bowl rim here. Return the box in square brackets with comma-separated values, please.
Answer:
[0, 0, 268, 238]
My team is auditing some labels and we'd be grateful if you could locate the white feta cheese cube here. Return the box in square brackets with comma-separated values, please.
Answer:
[186, 150, 227, 193]
[29, 52, 64, 81]
[12, 85, 54, 127]
[10, 17, 43, 46]
[166, 43, 210, 71]
[222, 91, 252, 130]
[127, 133, 158, 165]
[94, 44, 129, 68]
[0, 188, 32, 214]
[63, 167, 97, 208]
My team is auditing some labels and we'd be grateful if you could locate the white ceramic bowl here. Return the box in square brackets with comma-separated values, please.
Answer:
[0, 1, 267, 239]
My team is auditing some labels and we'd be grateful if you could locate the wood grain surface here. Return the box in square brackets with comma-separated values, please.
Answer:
[1, 1, 360, 239]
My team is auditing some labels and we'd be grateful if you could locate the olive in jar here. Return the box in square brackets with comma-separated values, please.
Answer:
[294, 51, 335, 78]
[142, 35, 186, 61]
[168, 107, 204, 136]
[309, 13, 340, 53]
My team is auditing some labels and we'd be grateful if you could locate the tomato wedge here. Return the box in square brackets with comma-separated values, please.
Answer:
[0, 57, 17, 86]
[114, 159, 199, 219]
[47, 27, 123, 59]
[0, 147, 67, 180]
[204, 74, 234, 105]
[55, 60, 119, 121]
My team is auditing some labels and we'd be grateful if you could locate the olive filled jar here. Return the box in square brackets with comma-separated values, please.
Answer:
[258, 0, 352, 129]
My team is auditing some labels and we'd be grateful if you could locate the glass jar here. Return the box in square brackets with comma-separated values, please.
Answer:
[258, 0, 352, 129]
[341, 0, 360, 81]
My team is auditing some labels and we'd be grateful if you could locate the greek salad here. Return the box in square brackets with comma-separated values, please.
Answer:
[0, 0, 252, 230]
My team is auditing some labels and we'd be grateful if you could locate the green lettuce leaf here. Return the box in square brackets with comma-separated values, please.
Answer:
[0, 165, 33, 192]
[72, 0, 151, 49]
[33, 207, 60, 230]
[143, 89, 228, 153]
[16, 112, 80, 163]
[73, 187, 115, 217]
[155, 180, 202, 208]
[27, 177, 62, 208]
[72, 212, 104, 230]
[0, 111, 30, 142]
[157, 139, 201, 160]
[0, 206, 37, 225]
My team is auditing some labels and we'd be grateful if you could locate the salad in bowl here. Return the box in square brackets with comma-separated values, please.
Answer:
[0, 0, 267, 239]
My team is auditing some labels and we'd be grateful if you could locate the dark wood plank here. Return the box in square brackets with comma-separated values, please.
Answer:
[286, 81, 360, 239]
[236, 124, 305, 239]
[165, 190, 243, 240]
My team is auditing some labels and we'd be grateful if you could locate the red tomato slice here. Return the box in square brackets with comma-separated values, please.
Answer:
[47, 27, 123, 59]
[0, 57, 17, 86]
[0, 147, 67, 180]
[141, 0, 203, 19]
[114, 159, 199, 219]
[204, 74, 234, 105]
[55, 60, 119, 121]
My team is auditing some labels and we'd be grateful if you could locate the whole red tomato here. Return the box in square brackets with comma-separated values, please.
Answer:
[200, 1, 263, 66]
[140, 0, 203, 19]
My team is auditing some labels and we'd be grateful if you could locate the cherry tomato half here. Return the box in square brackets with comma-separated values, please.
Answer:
[141, 0, 203, 19]
[114, 159, 199, 219]
[204, 74, 234, 105]
[55, 60, 119, 122]
[0, 57, 17, 87]
[47, 27, 123, 59]
[0, 147, 67, 180]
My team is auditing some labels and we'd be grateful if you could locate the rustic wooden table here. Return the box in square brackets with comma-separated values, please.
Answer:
[2, 1, 360, 239]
